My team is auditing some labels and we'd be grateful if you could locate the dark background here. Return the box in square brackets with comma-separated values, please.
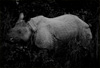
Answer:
[0, 0, 99, 68]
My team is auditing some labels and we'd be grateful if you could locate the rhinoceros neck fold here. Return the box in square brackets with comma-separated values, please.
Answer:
[28, 16, 45, 31]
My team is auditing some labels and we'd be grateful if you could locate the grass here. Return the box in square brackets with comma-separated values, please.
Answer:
[0, 0, 99, 68]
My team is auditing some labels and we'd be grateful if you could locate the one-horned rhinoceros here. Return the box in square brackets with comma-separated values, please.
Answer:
[8, 13, 92, 49]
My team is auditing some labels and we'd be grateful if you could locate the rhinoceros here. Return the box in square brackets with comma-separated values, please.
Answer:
[8, 13, 92, 49]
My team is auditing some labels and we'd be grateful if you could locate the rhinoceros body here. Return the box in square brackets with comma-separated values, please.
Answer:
[8, 13, 92, 49]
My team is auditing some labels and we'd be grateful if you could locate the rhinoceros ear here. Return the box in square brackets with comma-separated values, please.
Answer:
[19, 13, 24, 20]
[16, 13, 24, 24]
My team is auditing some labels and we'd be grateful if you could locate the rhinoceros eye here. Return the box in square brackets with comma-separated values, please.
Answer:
[17, 30, 22, 34]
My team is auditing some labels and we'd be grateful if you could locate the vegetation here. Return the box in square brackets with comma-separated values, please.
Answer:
[0, 0, 99, 68]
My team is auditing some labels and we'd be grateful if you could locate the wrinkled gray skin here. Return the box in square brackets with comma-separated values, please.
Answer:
[8, 13, 92, 49]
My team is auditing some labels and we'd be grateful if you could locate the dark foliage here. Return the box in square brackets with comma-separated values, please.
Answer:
[0, 0, 99, 68]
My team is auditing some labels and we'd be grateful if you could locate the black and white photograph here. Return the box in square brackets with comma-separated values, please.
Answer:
[0, 0, 99, 68]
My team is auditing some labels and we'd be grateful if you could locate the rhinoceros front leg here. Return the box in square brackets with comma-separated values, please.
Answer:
[35, 27, 54, 49]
